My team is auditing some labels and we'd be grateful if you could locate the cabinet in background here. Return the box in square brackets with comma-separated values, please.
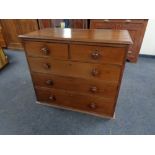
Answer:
[38, 19, 88, 29]
[0, 19, 39, 50]
[0, 23, 6, 47]
[90, 19, 148, 62]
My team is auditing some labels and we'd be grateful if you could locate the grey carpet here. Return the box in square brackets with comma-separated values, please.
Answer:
[0, 49, 155, 135]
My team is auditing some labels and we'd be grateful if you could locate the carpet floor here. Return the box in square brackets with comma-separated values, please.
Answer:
[0, 49, 155, 135]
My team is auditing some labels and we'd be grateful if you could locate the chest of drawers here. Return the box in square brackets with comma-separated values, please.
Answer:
[19, 28, 132, 118]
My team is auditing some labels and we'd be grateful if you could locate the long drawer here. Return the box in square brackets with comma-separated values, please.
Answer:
[28, 57, 121, 82]
[35, 87, 115, 117]
[25, 41, 68, 60]
[31, 73, 118, 98]
[70, 44, 126, 65]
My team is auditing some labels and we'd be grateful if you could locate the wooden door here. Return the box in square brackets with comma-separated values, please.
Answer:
[0, 23, 6, 47]
[0, 19, 21, 49]
[0, 19, 39, 50]
[15, 19, 39, 34]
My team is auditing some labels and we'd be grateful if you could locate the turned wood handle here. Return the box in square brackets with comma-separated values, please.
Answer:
[43, 63, 51, 69]
[91, 68, 99, 76]
[89, 103, 97, 109]
[49, 95, 56, 101]
[128, 50, 133, 54]
[41, 47, 49, 55]
[46, 80, 53, 85]
[90, 86, 98, 93]
[91, 51, 100, 59]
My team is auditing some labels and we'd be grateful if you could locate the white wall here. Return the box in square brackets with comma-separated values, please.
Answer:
[140, 19, 155, 55]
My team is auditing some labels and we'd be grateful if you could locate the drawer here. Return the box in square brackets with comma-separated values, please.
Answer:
[90, 20, 143, 30]
[32, 73, 118, 98]
[91, 19, 140, 24]
[70, 44, 126, 65]
[25, 41, 68, 60]
[28, 57, 122, 82]
[35, 87, 115, 117]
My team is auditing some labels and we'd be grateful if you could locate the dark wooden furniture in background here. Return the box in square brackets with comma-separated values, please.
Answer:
[38, 19, 88, 29]
[19, 28, 132, 118]
[0, 19, 39, 50]
[0, 47, 8, 69]
[90, 19, 148, 62]
[0, 23, 6, 47]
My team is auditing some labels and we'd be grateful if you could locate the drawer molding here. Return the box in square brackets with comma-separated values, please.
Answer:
[36, 101, 115, 119]
[28, 57, 122, 82]
[70, 44, 126, 65]
[31, 72, 119, 99]
[35, 87, 116, 118]
[25, 41, 69, 60]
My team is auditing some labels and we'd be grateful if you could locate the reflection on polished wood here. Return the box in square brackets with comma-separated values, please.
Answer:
[19, 28, 132, 44]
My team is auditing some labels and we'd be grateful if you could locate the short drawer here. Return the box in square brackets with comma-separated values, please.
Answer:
[32, 73, 118, 98]
[90, 21, 116, 29]
[28, 57, 122, 82]
[70, 44, 126, 65]
[35, 87, 115, 117]
[25, 41, 68, 60]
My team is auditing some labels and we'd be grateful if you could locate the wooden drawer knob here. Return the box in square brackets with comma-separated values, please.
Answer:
[91, 68, 99, 76]
[89, 103, 97, 109]
[46, 80, 53, 85]
[41, 47, 49, 55]
[90, 86, 98, 93]
[91, 51, 100, 59]
[128, 50, 133, 54]
[49, 95, 56, 101]
[43, 63, 50, 69]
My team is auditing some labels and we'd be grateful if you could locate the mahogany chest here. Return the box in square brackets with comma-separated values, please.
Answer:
[19, 28, 132, 118]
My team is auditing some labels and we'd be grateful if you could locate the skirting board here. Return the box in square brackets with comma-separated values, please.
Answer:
[139, 54, 155, 58]
[36, 101, 115, 119]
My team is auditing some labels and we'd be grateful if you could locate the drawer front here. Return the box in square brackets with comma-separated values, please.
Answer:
[91, 21, 117, 29]
[32, 73, 118, 98]
[35, 87, 115, 117]
[90, 20, 143, 30]
[25, 41, 68, 59]
[70, 44, 126, 65]
[28, 57, 121, 82]
[90, 19, 145, 24]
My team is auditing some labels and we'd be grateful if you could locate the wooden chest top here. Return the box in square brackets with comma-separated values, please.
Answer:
[19, 28, 132, 45]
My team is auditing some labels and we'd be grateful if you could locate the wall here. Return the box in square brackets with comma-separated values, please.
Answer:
[140, 19, 155, 55]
